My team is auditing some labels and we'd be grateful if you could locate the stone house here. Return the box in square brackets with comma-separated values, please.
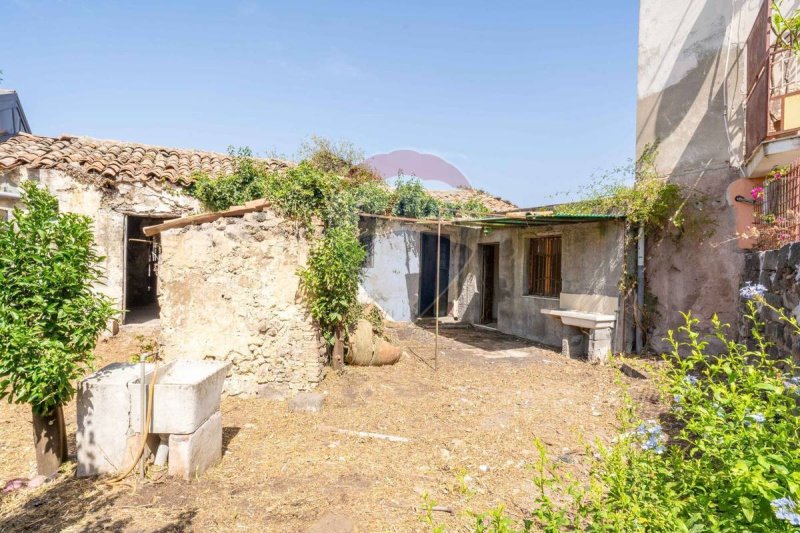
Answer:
[0, 132, 286, 324]
[359, 211, 631, 360]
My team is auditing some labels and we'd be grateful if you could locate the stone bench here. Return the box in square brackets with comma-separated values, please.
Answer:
[540, 293, 617, 363]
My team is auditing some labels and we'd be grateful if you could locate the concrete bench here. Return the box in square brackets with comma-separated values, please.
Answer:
[540, 294, 617, 363]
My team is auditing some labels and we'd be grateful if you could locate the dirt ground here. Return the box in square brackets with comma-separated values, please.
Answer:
[0, 323, 660, 532]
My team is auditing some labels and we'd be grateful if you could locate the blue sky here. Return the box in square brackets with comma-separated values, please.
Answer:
[1, 1, 639, 207]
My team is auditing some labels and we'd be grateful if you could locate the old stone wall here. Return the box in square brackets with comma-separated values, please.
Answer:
[0, 167, 198, 312]
[742, 243, 800, 364]
[158, 210, 326, 396]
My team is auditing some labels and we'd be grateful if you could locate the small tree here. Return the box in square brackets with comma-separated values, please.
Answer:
[0, 182, 116, 475]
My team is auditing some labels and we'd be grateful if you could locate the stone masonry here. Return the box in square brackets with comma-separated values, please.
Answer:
[158, 209, 327, 396]
[742, 242, 800, 364]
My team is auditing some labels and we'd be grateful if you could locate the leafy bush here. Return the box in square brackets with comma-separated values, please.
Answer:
[454, 298, 800, 532]
[559, 145, 685, 232]
[393, 178, 442, 219]
[299, 224, 365, 344]
[188, 147, 269, 212]
[263, 161, 341, 226]
[0, 182, 117, 415]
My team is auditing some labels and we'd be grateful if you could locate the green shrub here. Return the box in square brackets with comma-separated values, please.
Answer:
[188, 147, 269, 211]
[263, 161, 341, 226]
[393, 178, 441, 219]
[299, 224, 365, 344]
[0, 182, 117, 415]
[456, 297, 800, 532]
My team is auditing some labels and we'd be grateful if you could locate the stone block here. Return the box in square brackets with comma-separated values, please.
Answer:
[587, 328, 612, 364]
[168, 411, 222, 481]
[257, 384, 288, 401]
[288, 392, 324, 413]
[129, 360, 229, 435]
[77, 363, 151, 477]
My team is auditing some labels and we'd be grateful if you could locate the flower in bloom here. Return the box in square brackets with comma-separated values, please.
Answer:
[784, 376, 800, 393]
[740, 282, 767, 300]
[683, 375, 698, 386]
[751, 186, 764, 200]
[772, 497, 800, 526]
[641, 436, 665, 454]
[637, 421, 665, 454]
[745, 412, 765, 425]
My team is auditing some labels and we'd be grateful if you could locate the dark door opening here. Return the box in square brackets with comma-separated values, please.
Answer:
[124, 215, 167, 325]
[480, 243, 499, 325]
[419, 233, 450, 318]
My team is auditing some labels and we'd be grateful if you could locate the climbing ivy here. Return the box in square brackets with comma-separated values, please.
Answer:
[558, 145, 685, 232]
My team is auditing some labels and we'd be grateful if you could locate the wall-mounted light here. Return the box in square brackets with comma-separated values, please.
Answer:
[735, 195, 755, 205]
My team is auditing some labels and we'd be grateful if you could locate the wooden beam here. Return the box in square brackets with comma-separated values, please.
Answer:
[142, 199, 270, 236]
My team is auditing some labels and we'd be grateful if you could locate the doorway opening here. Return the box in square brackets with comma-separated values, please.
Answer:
[419, 233, 450, 318]
[124, 215, 167, 325]
[479, 243, 499, 326]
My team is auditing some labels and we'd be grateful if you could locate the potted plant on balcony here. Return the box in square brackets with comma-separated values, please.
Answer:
[0, 183, 116, 475]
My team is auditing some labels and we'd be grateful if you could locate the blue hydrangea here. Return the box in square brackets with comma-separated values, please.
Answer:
[745, 412, 765, 425]
[739, 282, 767, 300]
[683, 375, 698, 386]
[641, 436, 665, 454]
[772, 497, 800, 526]
[637, 421, 665, 454]
[784, 376, 800, 391]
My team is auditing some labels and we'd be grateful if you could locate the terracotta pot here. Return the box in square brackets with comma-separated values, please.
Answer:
[32, 405, 68, 476]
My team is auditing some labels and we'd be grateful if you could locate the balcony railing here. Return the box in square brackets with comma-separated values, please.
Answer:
[745, 1, 800, 159]
[752, 160, 800, 250]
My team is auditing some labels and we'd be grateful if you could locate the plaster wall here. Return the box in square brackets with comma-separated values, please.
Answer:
[476, 221, 626, 347]
[634, 0, 800, 349]
[358, 219, 477, 322]
[158, 211, 326, 396]
[360, 218, 626, 350]
[0, 167, 197, 313]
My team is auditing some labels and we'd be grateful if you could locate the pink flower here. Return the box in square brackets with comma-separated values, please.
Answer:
[751, 187, 765, 200]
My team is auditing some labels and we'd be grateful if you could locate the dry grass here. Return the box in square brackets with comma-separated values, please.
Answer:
[0, 324, 661, 532]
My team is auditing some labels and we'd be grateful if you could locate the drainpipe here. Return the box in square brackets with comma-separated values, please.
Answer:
[635, 225, 645, 354]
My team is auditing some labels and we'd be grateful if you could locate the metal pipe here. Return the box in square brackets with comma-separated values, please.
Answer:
[636, 225, 645, 353]
[434, 217, 442, 371]
[139, 353, 146, 479]
[0, 191, 21, 200]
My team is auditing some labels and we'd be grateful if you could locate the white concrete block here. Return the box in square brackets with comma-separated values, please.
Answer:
[76, 363, 152, 477]
[168, 410, 222, 480]
[129, 360, 229, 435]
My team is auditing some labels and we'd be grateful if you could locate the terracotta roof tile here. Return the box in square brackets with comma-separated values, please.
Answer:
[428, 188, 517, 213]
[0, 133, 289, 186]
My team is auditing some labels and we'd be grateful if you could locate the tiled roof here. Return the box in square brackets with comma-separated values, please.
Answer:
[428, 188, 517, 213]
[0, 133, 289, 186]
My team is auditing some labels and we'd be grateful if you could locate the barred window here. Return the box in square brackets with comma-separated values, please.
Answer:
[526, 236, 562, 297]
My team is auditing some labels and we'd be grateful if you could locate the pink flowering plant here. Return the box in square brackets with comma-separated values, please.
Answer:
[449, 293, 800, 532]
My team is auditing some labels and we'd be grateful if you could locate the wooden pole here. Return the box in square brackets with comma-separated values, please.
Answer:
[434, 217, 441, 371]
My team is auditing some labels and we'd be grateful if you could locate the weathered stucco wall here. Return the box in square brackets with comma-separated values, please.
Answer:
[474, 221, 627, 348]
[358, 218, 476, 322]
[360, 218, 626, 350]
[0, 167, 197, 312]
[158, 210, 326, 396]
[635, 0, 788, 350]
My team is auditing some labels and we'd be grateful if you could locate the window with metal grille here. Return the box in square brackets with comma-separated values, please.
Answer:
[526, 236, 562, 297]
